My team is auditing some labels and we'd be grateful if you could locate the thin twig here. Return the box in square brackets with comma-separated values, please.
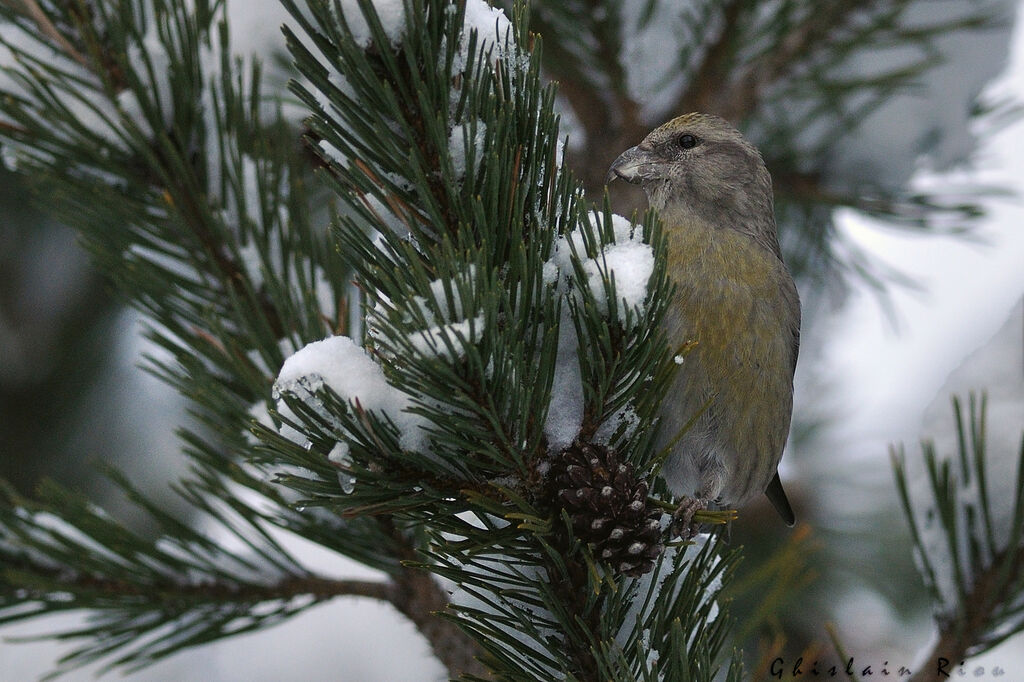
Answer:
[0, 119, 31, 136]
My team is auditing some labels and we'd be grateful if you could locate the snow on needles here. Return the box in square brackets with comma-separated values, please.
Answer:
[273, 336, 428, 454]
[543, 211, 655, 449]
[550, 211, 655, 316]
[459, 0, 514, 61]
[337, 0, 408, 47]
[367, 266, 484, 361]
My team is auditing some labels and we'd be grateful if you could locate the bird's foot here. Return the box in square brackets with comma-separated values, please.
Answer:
[670, 496, 707, 540]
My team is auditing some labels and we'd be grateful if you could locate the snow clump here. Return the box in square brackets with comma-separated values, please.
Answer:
[273, 335, 429, 453]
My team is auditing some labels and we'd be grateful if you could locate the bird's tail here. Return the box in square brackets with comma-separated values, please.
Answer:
[765, 472, 795, 526]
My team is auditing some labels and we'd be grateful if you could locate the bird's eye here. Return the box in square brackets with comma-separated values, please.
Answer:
[678, 134, 699, 149]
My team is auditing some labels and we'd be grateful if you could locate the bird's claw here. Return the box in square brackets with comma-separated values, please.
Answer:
[670, 497, 707, 540]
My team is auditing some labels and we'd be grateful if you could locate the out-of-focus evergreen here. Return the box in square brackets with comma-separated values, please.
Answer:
[0, 166, 121, 494]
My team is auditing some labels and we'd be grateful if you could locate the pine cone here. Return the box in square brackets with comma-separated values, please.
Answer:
[549, 441, 664, 577]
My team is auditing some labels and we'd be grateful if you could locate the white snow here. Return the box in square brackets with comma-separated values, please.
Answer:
[448, 120, 486, 178]
[921, 301, 1024, 546]
[552, 211, 654, 315]
[1, 142, 18, 171]
[327, 441, 356, 493]
[335, 0, 408, 48]
[408, 314, 485, 359]
[544, 306, 584, 450]
[274, 335, 429, 453]
[594, 403, 641, 444]
[894, 300, 1024, 615]
[580, 238, 653, 314]
[460, 0, 514, 62]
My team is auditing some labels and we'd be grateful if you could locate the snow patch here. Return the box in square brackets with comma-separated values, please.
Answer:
[273, 335, 429, 453]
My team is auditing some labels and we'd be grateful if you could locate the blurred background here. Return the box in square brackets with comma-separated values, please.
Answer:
[2, 0, 1024, 678]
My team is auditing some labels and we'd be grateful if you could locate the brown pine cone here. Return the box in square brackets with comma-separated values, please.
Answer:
[548, 441, 664, 577]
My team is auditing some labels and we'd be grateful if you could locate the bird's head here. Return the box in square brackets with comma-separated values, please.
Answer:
[607, 113, 775, 238]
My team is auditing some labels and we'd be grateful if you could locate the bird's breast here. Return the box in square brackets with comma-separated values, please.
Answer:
[664, 220, 792, 355]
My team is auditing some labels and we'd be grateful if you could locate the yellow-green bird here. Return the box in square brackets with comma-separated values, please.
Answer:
[607, 113, 799, 533]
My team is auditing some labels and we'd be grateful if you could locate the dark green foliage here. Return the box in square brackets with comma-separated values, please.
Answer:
[0, 0, 357, 674]
[269, 1, 737, 677]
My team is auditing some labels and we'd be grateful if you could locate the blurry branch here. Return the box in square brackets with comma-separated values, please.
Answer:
[726, 523, 818, 643]
[10, 559, 393, 605]
[0, 119, 29, 135]
[1, 0, 90, 69]
[774, 170, 996, 229]
[541, 0, 642, 138]
[824, 622, 860, 682]
[891, 394, 1024, 682]
[679, 0, 868, 120]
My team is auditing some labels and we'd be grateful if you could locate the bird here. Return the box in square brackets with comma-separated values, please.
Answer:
[606, 112, 799, 535]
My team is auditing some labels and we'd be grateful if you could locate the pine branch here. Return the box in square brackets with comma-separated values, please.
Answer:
[0, 477, 335, 677]
[892, 394, 1024, 681]
[774, 169, 995, 229]
[0, 0, 802, 677]
[381, 518, 492, 679]
[7, 563, 392, 609]
[275, 0, 744, 677]
[911, 547, 1024, 682]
